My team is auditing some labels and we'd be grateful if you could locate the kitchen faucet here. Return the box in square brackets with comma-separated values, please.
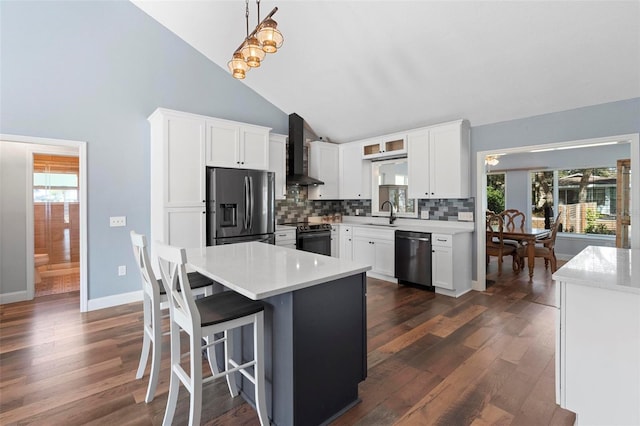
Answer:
[380, 200, 396, 224]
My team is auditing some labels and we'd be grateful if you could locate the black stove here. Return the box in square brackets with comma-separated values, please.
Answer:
[282, 221, 332, 256]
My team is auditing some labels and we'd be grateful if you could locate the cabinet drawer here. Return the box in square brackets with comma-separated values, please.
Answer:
[352, 226, 395, 241]
[275, 228, 296, 245]
[432, 233, 452, 247]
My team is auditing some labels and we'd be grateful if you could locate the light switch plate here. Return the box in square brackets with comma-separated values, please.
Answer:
[110, 216, 126, 227]
[118, 265, 126, 276]
[458, 212, 474, 221]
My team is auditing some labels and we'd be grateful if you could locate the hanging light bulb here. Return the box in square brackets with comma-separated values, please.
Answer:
[256, 18, 283, 53]
[227, 51, 249, 79]
[241, 36, 265, 67]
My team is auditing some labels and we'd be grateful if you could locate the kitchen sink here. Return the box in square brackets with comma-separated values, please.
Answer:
[365, 223, 398, 227]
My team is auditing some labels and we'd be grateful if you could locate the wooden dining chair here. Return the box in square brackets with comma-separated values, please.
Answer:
[130, 231, 215, 403]
[155, 242, 269, 426]
[517, 213, 562, 273]
[486, 213, 519, 275]
[500, 209, 526, 248]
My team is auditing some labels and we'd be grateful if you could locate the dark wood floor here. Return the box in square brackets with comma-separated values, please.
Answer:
[0, 260, 574, 425]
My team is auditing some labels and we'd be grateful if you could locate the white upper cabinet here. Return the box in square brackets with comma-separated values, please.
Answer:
[361, 133, 407, 160]
[206, 118, 270, 170]
[408, 120, 470, 199]
[308, 141, 339, 200]
[149, 108, 208, 259]
[339, 141, 372, 199]
[269, 133, 287, 200]
[149, 109, 205, 208]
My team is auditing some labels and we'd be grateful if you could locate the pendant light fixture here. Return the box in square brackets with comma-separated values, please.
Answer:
[228, 0, 283, 79]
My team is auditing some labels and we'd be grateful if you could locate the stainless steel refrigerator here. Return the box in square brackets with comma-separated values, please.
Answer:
[206, 167, 275, 245]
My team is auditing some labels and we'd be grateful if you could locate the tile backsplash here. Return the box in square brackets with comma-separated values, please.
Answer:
[275, 189, 474, 223]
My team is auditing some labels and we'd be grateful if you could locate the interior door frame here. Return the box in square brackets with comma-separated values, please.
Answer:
[1, 134, 88, 312]
[475, 133, 639, 292]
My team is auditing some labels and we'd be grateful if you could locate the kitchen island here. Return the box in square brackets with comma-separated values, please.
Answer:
[186, 242, 371, 426]
[553, 246, 639, 425]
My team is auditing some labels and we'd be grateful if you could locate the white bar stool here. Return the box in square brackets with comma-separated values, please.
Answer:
[130, 231, 215, 403]
[155, 242, 269, 426]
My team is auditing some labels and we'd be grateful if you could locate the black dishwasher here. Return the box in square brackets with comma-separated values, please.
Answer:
[395, 230, 434, 289]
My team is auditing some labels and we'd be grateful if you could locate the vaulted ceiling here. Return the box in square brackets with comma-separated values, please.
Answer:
[132, 1, 640, 142]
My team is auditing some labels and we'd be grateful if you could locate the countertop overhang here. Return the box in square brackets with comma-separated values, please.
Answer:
[186, 242, 371, 300]
[552, 246, 639, 294]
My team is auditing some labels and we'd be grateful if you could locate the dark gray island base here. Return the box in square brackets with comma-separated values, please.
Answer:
[235, 272, 367, 426]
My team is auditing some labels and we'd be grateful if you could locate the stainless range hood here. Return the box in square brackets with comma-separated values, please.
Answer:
[287, 113, 324, 186]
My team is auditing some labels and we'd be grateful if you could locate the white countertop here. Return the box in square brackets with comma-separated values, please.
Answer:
[552, 246, 639, 294]
[186, 242, 371, 300]
[339, 216, 475, 235]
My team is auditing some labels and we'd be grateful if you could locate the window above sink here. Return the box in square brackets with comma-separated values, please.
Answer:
[371, 158, 417, 218]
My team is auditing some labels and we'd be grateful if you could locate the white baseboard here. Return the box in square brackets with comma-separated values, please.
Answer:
[87, 290, 142, 311]
[0, 290, 30, 305]
[471, 279, 481, 291]
[366, 271, 398, 283]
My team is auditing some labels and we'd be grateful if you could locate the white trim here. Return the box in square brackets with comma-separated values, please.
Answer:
[87, 290, 142, 311]
[0, 134, 89, 312]
[0, 290, 29, 304]
[476, 133, 640, 292]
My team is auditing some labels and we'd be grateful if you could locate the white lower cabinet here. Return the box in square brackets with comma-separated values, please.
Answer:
[431, 232, 471, 297]
[330, 225, 339, 258]
[340, 226, 353, 260]
[431, 234, 454, 290]
[275, 228, 296, 250]
[352, 227, 394, 277]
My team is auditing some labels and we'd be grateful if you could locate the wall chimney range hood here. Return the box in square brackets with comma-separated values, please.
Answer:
[287, 113, 324, 186]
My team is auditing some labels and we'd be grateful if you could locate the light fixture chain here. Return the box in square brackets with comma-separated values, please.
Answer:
[257, 0, 261, 26]
[245, 0, 250, 38]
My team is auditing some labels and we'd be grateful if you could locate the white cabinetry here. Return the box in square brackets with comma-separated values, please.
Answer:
[330, 225, 339, 258]
[308, 141, 339, 200]
[269, 133, 287, 200]
[408, 120, 470, 199]
[352, 227, 394, 277]
[206, 118, 270, 170]
[340, 225, 353, 260]
[554, 247, 639, 426]
[431, 234, 453, 290]
[431, 232, 472, 297]
[149, 108, 207, 265]
[339, 142, 371, 199]
[275, 227, 296, 250]
[361, 134, 407, 160]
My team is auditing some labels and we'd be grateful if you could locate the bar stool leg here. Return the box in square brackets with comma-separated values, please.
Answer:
[145, 300, 162, 402]
[254, 312, 269, 426]
[189, 331, 203, 426]
[225, 329, 240, 397]
[136, 296, 152, 380]
[162, 324, 181, 426]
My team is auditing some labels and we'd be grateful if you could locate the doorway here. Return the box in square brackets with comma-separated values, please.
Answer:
[476, 133, 640, 292]
[33, 153, 80, 296]
[0, 134, 87, 311]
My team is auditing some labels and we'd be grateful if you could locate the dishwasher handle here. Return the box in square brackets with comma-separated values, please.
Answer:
[396, 235, 431, 243]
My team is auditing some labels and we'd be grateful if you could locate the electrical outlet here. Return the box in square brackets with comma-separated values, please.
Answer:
[420, 210, 430, 220]
[458, 212, 474, 221]
[118, 265, 126, 276]
[110, 216, 126, 227]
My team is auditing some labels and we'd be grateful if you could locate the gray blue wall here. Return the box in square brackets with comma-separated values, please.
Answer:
[0, 0, 287, 300]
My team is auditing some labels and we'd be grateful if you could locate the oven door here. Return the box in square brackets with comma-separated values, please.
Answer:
[297, 231, 331, 256]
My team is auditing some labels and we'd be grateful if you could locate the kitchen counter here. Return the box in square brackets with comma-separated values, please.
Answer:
[184, 242, 370, 426]
[552, 245, 639, 294]
[553, 246, 639, 425]
[186, 242, 370, 299]
[340, 216, 475, 234]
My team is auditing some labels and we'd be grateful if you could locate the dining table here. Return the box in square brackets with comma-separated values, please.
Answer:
[488, 227, 551, 278]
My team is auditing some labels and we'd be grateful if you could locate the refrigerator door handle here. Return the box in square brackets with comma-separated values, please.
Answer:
[248, 176, 254, 230]
[244, 176, 250, 230]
